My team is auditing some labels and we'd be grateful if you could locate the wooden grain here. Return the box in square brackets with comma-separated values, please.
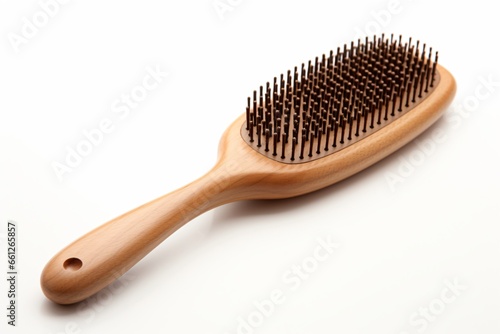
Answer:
[41, 64, 455, 304]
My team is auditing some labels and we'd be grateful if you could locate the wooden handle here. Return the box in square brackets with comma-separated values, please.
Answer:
[41, 162, 237, 304]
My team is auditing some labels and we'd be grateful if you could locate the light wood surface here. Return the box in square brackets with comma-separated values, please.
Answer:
[41, 64, 456, 304]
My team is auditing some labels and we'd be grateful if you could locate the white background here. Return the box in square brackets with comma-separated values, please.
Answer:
[1, 0, 499, 333]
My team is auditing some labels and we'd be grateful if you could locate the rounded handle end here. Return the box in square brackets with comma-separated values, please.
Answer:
[41, 253, 99, 305]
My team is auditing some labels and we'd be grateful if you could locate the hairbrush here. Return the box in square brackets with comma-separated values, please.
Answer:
[41, 34, 456, 304]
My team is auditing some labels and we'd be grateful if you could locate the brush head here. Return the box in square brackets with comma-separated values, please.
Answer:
[241, 34, 440, 163]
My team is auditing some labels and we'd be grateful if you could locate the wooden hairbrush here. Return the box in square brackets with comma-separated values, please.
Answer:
[41, 34, 456, 304]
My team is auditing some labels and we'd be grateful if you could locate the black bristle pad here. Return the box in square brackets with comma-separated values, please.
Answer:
[242, 34, 440, 163]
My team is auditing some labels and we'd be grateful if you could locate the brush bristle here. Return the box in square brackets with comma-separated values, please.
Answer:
[241, 34, 440, 163]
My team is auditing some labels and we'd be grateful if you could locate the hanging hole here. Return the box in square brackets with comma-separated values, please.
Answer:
[63, 258, 82, 271]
